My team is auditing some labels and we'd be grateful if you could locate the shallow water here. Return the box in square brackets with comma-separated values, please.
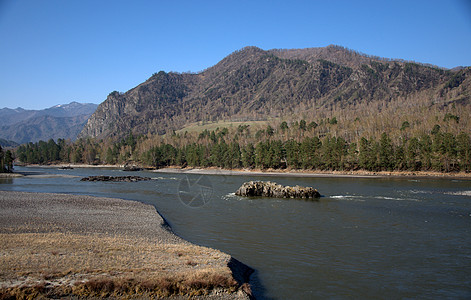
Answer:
[1, 166, 471, 299]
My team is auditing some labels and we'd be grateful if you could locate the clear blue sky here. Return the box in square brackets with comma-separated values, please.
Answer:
[1, 0, 470, 109]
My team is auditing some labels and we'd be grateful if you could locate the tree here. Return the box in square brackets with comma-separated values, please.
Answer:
[280, 121, 289, 133]
[210, 142, 223, 167]
[405, 138, 420, 170]
[456, 132, 471, 171]
[72, 145, 83, 163]
[285, 140, 300, 169]
[0, 146, 4, 172]
[4, 150, 14, 172]
[299, 119, 307, 131]
[400, 121, 410, 131]
[379, 133, 394, 171]
[419, 134, 433, 170]
[359, 137, 377, 171]
[125, 132, 137, 151]
[105, 147, 117, 165]
[299, 137, 321, 169]
[307, 121, 318, 131]
[255, 141, 268, 169]
[267, 140, 284, 169]
[241, 143, 255, 168]
[345, 142, 358, 170]
[229, 142, 241, 169]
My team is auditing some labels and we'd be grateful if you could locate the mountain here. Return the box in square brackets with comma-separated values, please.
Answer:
[79, 45, 470, 140]
[0, 102, 98, 143]
[0, 138, 18, 148]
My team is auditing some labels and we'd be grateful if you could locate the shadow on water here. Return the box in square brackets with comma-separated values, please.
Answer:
[16, 171, 46, 176]
[248, 269, 274, 300]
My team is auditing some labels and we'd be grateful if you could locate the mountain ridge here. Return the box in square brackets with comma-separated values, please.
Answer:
[0, 102, 98, 143]
[79, 45, 470, 140]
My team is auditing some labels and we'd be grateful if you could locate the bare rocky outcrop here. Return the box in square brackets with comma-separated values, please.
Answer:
[235, 181, 321, 199]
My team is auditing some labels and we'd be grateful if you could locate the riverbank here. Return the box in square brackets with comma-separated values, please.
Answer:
[11, 163, 471, 179]
[0, 191, 252, 299]
[0, 173, 23, 178]
[152, 167, 471, 179]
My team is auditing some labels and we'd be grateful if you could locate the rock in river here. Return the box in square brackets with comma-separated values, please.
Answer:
[80, 175, 151, 182]
[235, 181, 321, 199]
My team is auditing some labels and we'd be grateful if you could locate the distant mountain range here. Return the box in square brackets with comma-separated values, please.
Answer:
[79, 45, 470, 140]
[0, 102, 98, 144]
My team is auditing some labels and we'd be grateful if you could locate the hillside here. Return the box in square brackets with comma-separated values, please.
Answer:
[0, 139, 18, 148]
[0, 102, 97, 143]
[80, 45, 470, 141]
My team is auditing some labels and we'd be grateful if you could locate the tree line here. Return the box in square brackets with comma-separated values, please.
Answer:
[15, 129, 471, 173]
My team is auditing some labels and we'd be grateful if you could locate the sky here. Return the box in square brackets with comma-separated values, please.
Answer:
[0, 0, 470, 110]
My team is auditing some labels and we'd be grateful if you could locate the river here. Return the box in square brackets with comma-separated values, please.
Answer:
[1, 166, 470, 299]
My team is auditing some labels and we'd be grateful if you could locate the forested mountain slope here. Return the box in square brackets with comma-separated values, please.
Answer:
[80, 45, 470, 141]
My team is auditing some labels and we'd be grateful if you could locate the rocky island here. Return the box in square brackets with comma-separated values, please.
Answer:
[235, 181, 321, 199]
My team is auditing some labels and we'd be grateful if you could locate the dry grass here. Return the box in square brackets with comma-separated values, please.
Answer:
[0, 232, 239, 298]
[175, 120, 269, 134]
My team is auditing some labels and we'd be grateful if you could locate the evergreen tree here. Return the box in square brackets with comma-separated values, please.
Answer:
[229, 142, 241, 169]
[241, 143, 255, 169]
[299, 137, 321, 169]
[405, 137, 420, 170]
[359, 137, 377, 171]
[345, 142, 358, 170]
[379, 133, 394, 171]
[267, 140, 284, 169]
[456, 132, 471, 171]
[0, 146, 14, 172]
[0, 146, 4, 172]
[285, 140, 300, 169]
[255, 141, 268, 169]
[419, 134, 433, 170]
[280, 121, 289, 133]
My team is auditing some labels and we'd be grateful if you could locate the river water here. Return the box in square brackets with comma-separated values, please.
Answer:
[1, 166, 470, 299]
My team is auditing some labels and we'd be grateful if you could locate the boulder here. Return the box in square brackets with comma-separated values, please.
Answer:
[123, 165, 143, 171]
[235, 181, 320, 199]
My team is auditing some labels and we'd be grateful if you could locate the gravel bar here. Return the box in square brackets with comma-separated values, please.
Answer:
[0, 191, 252, 299]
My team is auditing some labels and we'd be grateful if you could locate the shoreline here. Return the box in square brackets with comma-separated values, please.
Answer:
[152, 167, 471, 180]
[12, 163, 471, 180]
[0, 191, 253, 299]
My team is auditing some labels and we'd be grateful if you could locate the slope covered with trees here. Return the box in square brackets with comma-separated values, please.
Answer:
[17, 119, 471, 174]
[79, 45, 471, 142]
